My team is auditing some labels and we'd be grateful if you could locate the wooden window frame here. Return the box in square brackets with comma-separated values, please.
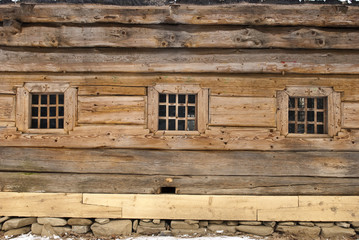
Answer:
[277, 86, 341, 138]
[148, 84, 209, 135]
[16, 83, 77, 134]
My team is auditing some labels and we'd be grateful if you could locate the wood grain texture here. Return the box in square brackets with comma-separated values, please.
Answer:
[210, 96, 276, 127]
[78, 86, 146, 96]
[2, 172, 359, 195]
[1, 25, 358, 49]
[0, 95, 15, 122]
[342, 102, 359, 129]
[1, 147, 359, 177]
[1, 48, 359, 74]
[1, 4, 359, 27]
[78, 96, 145, 124]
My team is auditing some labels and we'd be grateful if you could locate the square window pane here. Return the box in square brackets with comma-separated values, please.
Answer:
[169, 106, 176, 117]
[41, 95, 47, 104]
[32, 94, 39, 105]
[188, 95, 196, 103]
[289, 123, 295, 133]
[31, 119, 38, 128]
[178, 95, 186, 103]
[188, 106, 195, 118]
[31, 107, 38, 117]
[58, 119, 64, 129]
[159, 105, 166, 117]
[307, 124, 314, 134]
[41, 107, 47, 117]
[307, 111, 314, 121]
[59, 94, 64, 104]
[187, 120, 195, 131]
[50, 95, 56, 104]
[169, 119, 176, 130]
[178, 106, 185, 118]
[159, 94, 166, 103]
[289, 98, 295, 108]
[49, 119, 56, 129]
[59, 107, 64, 116]
[298, 124, 305, 133]
[298, 98, 305, 108]
[169, 94, 176, 103]
[158, 119, 166, 130]
[317, 112, 324, 122]
[50, 107, 57, 117]
[40, 119, 47, 129]
[298, 111, 305, 122]
[317, 125, 324, 134]
[307, 98, 314, 108]
[317, 98, 324, 109]
[289, 111, 295, 121]
[178, 120, 185, 130]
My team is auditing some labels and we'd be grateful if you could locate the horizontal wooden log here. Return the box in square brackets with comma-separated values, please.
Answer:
[1, 25, 359, 49]
[0, 95, 15, 122]
[78, 86, 146, 96]
[78, 96, 145, 124]
[1, 147, 359, 177]
[342, 102, 359, 129]
[2, 172, 359, 195]
[210, 96, 276, 127]
[1, 48, 359, 74]
[1, 4, 359, 27]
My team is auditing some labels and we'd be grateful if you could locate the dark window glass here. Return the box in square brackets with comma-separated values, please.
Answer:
[317, 125, 324, 134]
[188, 95, 196, 103]
[32, 95, 39, 105]
[298, 111, 305, 122]
[58, 119, 64, 129]
[307, 98, 314, 108]
[49, 119, 56, 129]
[59, 107, 64, 116]
[307, 124, 314, 134]
[31, 107, 38, 117]
[40, 119, 47, 128]
[41, 95, 47, 104]
[169, 106, 176, 117]
[158, 119, 166, 130]
[187, 120, 195, 131]
[31, 119, 38, 128]
[307, 111, 314, 121]
[178, 120, 185, 130]
[59, 94, 64, 104]
[50, 107, 56, 117]
[298, 98, 305, 108]
[50, 95, 56, 104]
[178, 106, 185, 118]
[169, 94, 176, 103]
[298, 124, 305, 133]
[169, 119, 176, 130]
[289, 98, 295, 108]
[188, 106, 195, 118]
[178, 95, 186, 103]
[159, 94, 166, 103]
[317, 112, 324, 122]
[41, 107, 47, 117]
[289, 111, 295, 121]
[159, 105, 166, 117]
[289, 123, 295, 133]
[317, 98, 324, 109]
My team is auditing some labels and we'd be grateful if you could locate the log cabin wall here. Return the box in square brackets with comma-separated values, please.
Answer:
[0, 2, 359, 196]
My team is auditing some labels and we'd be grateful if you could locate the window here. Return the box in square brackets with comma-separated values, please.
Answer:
[277, 87, 341, 137]
[148, 84, 208, 134]
[16, 83, 77, 133]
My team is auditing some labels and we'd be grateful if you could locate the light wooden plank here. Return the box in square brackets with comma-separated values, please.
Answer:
[78, 96, 145, 124]
[15, 88, 29, 132]
[1, 4, 359, 27]
[78, 86, 146, 96]
[64, 87, 77, 132]
[1, 49, 359, 74]
[24, 82, 69, 93]
[210, 97, 276, 127]
[0, 192, 122, 218]
[342, 102, 359, 129]
[0, 95, 15, 122]
[83, 194, 297, 220]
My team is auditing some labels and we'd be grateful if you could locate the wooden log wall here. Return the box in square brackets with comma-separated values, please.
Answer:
[0, 3, 359, 195]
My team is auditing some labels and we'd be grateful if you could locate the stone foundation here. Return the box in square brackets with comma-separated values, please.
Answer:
[1, 216, 359, 239]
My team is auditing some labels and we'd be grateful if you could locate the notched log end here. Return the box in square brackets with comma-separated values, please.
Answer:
[3, 19, 22, 35]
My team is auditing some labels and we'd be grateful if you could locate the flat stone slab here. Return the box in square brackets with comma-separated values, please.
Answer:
[37, 217, 67, 226]
[2, 218, 37, 231]
[171, 221, 199, 229]
[0, 217, 10, 224]
[91, 220, 132, 237]
[95, 218, 110, 224]
[335, 222, 351, 228]
[239, 221, 262, 226]
[207, 224, 236, 234]
[139, 220, 165, 227]
[72, 225, 90, 234]
[276, 225, 320, 238]
[136, 225, 166, 235]
[31, 223, 43, 235]
[5, 226, 31, 237]
[351, 221, 359, 228]
[236, 225, 274, 236]
[315, 222, 334, 227]
[67, 218, 93, 226]
[321, 226, 356, 238]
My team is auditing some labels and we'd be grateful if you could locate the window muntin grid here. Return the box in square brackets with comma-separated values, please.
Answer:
[288, 97, 327, 134]
[30, 93, 64, 129]
[158, 93, 197, 131]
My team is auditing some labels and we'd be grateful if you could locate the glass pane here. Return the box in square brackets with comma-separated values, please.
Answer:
[298, 124, 305, 133]
[178, 120, 185, 130]
[178, 94, 186, 103]
[40, 119, 47, 128]
[307, 124, 314, 134]
[159, 94, 166, 103]
[317, 125, 324, 134]
[188, 95, 196, 104]
[188, 106, 195, 117]
[59, 107, 64, 116]
[298, 98, 305, 108]
[32, 94, 39, 105]
[307, 98, 314, 108]
[50, 107, 56, 117]
[307, 111, 314, 121]
[289, 123, 295, 133]
[159, 105, 166, 117]
[289, 111, 295, 121]
[59, 94, 64, 104]
[41, 95, 47, 104]
[289, 98, 295, 108]
[158, 119, 166, 130]
[58, 119, 64, 129]
[187, 120, 195, 131]
[50, 119, 56, 128]
[169, 106, 176, 117]
[50, 95, 56, 104]
[169, 119, 176, 130]
[298, 111, 305, 122]
[317, 98, 324, 109]
[41, 107, 47, 117]
[178, 106, 185, 118]
[31, 119, 38, 128]
[169, 94, 176, 103]
[317, 112, 324, 122]
[31, 107, 38, 117]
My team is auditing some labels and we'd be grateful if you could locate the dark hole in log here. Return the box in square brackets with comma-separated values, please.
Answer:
[160, 187, 176, 194]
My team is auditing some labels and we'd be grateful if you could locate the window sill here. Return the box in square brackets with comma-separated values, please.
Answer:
[286, 133, 331, 138]
[22, 129, 67, 134]
[153, 130, 201, 136]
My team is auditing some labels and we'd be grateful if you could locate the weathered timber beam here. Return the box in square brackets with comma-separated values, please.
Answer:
[1, 25, 358, 49]
[1, 48, 359, 74]
[1, 147, 359, 177]
[2, 172, 359, 195]
[0, 4, 359, 27]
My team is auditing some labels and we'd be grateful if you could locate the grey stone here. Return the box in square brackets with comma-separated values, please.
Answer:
[4, 227, 31, 237]
[315, 222, 334, 227]
[184, 220, 199, 225]
[67, 218, 93, 226]
[171, 221, 199, 229]
[41, 224, 57, 237]
[152, 219, 161, 224]
[355, 227, 359, 232]
[0, 217, 10, 224]
[91, 220, 132, 237]
[171, 228, 207, 236]
[335, 222, 351, 228]
[140, 220, 166, 227]
[159, 230, 172, 236]
[236, 225, 274, 236]
[95, 218, 110, 224]
[226, 221, 239, 226]
[142, 219, 151, 222]
[321, 226, 356, 238]
[133, 220, 138, 231]
[276, 225, 320, 238]
[2, 218, 37, 231]
[351, 221, 359, 228]
[136, 225, 165, 235]
[31, 223, 43, 235]
[37, 217, 67, 227]
[298, 222, 314, 227]
[207, 224, 236, 234]
[53, 226, 71, 235]
[239, 221, 262, 226]
[263, 221, 276, 228]
[277, 221, 296, 226]
[199, 221, 208, 227]
[72, 225, 90, 234]
[208, 220, 223, 225]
